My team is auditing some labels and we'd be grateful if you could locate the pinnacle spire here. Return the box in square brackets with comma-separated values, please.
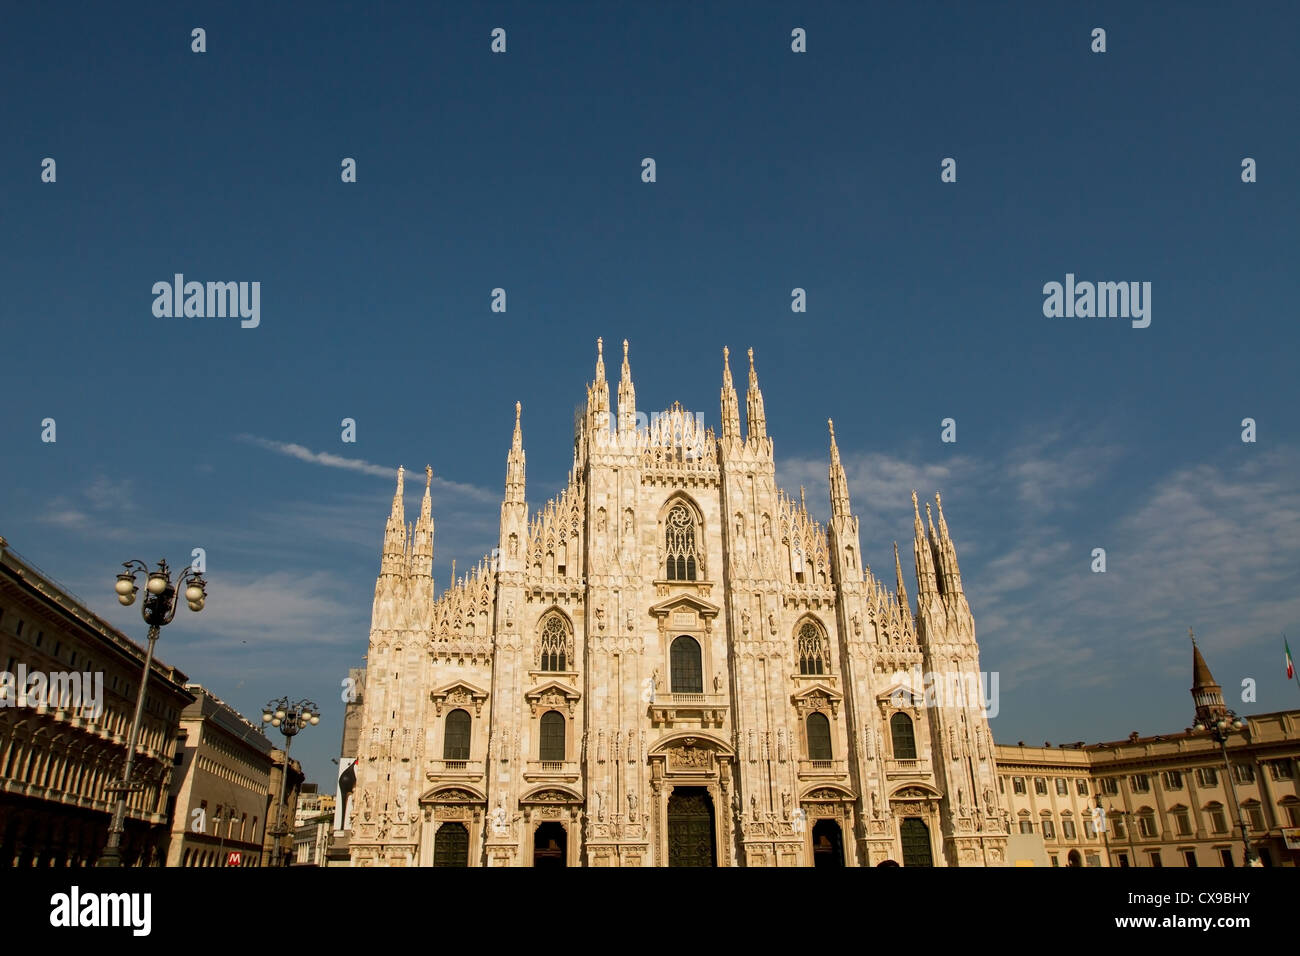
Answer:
[745, 347, 767, 441]
[894, 540, 910, 614]
[828, 418, 851, 517]
[933, 492, 962, 594]
[720, 346, 741, 441]
[411, 464, 434, 576]
[505, 402, 526, 504]
[381, 466, 407, 576]
[912, 490, 938, 595]
[588, 336, 610, 420]
[617, 339, 637, 435]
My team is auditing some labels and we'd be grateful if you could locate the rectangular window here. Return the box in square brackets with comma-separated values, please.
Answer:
[1055, 778, 1068, 796]
[1173, 811, 1191, 836]
[1018, 820, 1033, 834]
[1042, 819, 1055, 839]
[1062, 819, 1077, 839]
[998, 776, 1005, 794]
[15, 620, 23, 635]
[1050, 855, 1059, 867]
[1163, 770, 1183, 790]
[1286, 805, 1300, 827]
[1034, 777, 1048, 795]
[1130, 774, 1150, 793]
[1085, 853, 1101, 868]
[1183, 849, 1197, 867]
[1084, 818, 1096, 838]
[1013, 777, 1026, 795]
[1100, 777, 1119, 795]
[1147, 850, 1163, 868]
[1233, 763, 1255, 784]
[1138, 815, 1156, 838]
[1219, 848, 1234, 867]
[1117, 853, 1130, 868]
[1197, 767, 1218, 787]
[1076, 779, 1089, 796]
[1113, 816, 1126, 839]
[1246, 805, 1265, 830]
[1270, 760, 1294, 781]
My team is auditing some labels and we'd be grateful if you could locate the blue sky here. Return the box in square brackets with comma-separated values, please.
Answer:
[2, 1, 1298, 785]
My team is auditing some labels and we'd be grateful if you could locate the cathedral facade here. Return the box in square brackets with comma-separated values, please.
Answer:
[350, 339, 1009, 866]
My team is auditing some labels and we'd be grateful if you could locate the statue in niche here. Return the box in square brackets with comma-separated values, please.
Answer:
[508, 534, 518, 558]
[596, 606, 606, 631]
[594, 791, 605, 821]
[505, 601, 514, 628]
[761, 514, 771, 537]
[713, 673, 722, 693]
[751, 795, 760, 821]
[735, 514, 744, 538]
[596, 508, 606, 533]
[627, 793, 637, 821]
[624, 510, 633, 536]
[872, 792, 880, 818]
[741, 609, 751, 636]
[781, 789, 791, 817]
[768, 612, 776, 635]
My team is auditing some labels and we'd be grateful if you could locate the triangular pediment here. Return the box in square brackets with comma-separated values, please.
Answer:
[430, 680, 489, 716]
[648, 593, 720, 619]
[792, 683, 842, 717]
[876, 682, 923, 707]
[524, 680, 581, 717]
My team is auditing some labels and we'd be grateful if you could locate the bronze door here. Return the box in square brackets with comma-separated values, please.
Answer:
[667, 787, 716, 867]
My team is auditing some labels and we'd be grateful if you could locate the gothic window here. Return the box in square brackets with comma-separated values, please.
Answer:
[890, 712, 917, 760]
[539, 711, 565, 762]
[556, 539, 567, 576]
[797, 621, 829, 675]
[443, 709, 471, 761]
[665, 504, 700, 581]
[538, 614, 569, 672]
[806, 712, 832, 761]
[670, 635, 703, 693]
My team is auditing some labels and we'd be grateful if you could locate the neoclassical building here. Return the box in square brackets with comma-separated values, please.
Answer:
[350, 340, 1009, 866]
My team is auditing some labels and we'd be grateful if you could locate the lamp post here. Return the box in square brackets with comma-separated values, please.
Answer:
[1189, 628, 1258, 867]
[1193, 711, 1256, 866]
[262, 697, 319, 866]
[1094, 796, 1113, 866]
[100, 559, 206, 867]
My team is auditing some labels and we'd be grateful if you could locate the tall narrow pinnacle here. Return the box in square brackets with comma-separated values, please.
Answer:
[934, 492, 963, 593]
[720, 346, 741, 441]
[912, 490, 938, 595]
[505, 402, 526, 503]
[894, 540, 910, 616]
[800, 485, 807, 513]
[589, 337, 609, 415]
[745, 347, 767, 441]
[925, 502, 946, 594]
[381, 466, 407, 576]
[617, 338, 637, 435]
[828, 418, 851, 517]
[420, 465, 433, 520]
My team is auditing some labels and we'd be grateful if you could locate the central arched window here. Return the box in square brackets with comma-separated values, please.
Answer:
[443, 709, 471, 760]
[890, 712, 917, 760]
[538, 614, 568, 672]
[539, 711, 566, 761]
[670, 635, 703, 693]
[665, 504, 700, 581]
[797, 621, 829, 675]
[807, 712, 832, 761]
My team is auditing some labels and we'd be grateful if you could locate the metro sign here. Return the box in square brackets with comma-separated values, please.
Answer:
[226, 851, 242, 867]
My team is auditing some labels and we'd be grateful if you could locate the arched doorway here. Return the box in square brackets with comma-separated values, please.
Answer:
[900, 817, 933, 867]
[433, 822, 469, 867]
[533, 823, 566, 868]
[1067, 849, 1082, 867]
[667, 787, 716, 867]
[812, 819, 845, 867]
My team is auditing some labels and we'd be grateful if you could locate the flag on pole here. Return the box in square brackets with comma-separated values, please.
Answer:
[1287, 637, 1295, 680]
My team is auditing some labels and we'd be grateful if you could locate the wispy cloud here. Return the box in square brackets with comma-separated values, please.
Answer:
[237, 434, 499, 504]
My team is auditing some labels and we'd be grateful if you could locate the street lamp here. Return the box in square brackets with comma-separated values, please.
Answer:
[1189, 628, 1258, 867]
[262, 697, 319, 866]
[100, 558, 206, 867]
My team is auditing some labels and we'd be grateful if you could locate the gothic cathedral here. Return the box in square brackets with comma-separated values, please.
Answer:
[350, 339, 1009, 867]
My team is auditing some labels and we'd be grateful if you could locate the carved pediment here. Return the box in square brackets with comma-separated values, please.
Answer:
[421, 785, 486, 804]
[524, 680, 581, 717]
[430, 680, 489, 717]
[648, 593, 721, 624]
[890, 783, 941, 801]
[792, 683, 842, 718]
[877, 682, 923, 712]
[521, 786, 582, 804]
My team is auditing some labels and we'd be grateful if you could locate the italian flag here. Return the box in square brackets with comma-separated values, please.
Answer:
[1287, 637, 1295, 680]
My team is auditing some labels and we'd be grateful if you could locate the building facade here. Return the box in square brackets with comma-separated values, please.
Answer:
[165, 683, 273, 867]
[350, 340, 1008, 867]
[0, 536, 193, 867]
[996, 646, 1300, 867]
[261, 748, 304, 865]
